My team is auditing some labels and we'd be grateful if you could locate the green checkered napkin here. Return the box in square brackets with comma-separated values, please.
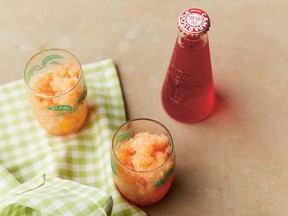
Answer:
[0, 170, 113, 215]
[0, 59, 146, 216]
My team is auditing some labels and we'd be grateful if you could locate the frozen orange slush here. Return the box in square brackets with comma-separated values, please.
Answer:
[28, 64, 88, 135]
[112, 131, 175, 206]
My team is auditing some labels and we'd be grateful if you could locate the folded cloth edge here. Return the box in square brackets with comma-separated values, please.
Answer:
[0, 174, 113, 216]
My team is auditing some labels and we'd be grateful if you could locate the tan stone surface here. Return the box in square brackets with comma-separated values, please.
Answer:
[1, 0, 288, 215]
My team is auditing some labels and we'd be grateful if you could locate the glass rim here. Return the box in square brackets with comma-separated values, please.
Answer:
[111, 118, 175, 174]
[24, 48, 83, 99]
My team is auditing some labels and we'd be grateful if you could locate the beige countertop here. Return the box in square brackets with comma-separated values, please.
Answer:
[1, 1, 288, 215]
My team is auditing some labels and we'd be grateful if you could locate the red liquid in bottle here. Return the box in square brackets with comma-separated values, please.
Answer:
[161, 8, 215, 123]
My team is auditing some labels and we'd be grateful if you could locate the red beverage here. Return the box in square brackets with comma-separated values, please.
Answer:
[161, 8, 214, 123]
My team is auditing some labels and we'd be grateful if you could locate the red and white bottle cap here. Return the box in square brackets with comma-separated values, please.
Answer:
[178, 8, 210, 38]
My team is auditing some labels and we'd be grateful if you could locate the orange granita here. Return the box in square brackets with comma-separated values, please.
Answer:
[115, 132, 172, 171]
[28, 64, 88, 135]
[112, 132, 175, 206]
[32, 64, 80, 96]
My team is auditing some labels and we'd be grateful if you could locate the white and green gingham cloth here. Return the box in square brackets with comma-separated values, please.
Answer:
[0, 59, 146, 216]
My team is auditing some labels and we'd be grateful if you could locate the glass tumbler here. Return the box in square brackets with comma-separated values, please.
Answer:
[111, 118, 176, 206]
[24, 48, 88, 135]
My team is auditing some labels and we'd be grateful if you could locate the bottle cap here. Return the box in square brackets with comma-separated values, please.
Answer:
[178, 8, 210, 38]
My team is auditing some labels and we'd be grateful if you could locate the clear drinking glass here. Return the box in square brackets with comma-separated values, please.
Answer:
[111, 118, 176, 206]
[24, 48, 88, 135]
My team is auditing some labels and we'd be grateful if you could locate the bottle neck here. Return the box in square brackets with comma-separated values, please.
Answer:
[177, 31, 209, 49]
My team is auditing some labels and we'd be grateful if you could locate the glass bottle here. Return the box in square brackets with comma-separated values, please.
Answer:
[161, 8, 215, 123]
